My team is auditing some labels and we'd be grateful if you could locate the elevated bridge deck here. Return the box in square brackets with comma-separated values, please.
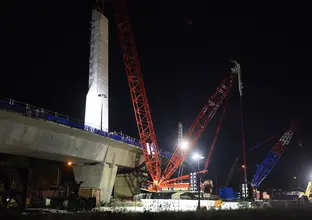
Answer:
[0, 98, 175, 167]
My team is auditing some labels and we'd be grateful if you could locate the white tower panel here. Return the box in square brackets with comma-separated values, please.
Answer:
[85, 9, 109, 131]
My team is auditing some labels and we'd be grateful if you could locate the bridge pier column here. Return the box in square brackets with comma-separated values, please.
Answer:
[73, 163, 117, 205]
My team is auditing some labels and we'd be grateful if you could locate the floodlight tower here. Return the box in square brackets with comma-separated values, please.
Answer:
[177, 122, 184, 180]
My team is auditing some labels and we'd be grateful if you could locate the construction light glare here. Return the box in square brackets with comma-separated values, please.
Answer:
[67, 161, 72, 166]
[180, 140, 189, 150]
[192, 153, 204, 160]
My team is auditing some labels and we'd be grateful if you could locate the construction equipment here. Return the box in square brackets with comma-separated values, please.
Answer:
[44, 182, 96, 211]
[155, 69, 236, 191]
[114, 0, 162, 185]
[212, 123, 297, 203]
[203, 180, 213, 194]
[255, 182, 311, 207]
[152, 79, 235, 191]
[222, 135, 277, 189]
[113, 0, 241, 192]
[225, 157, 239, 187]
[177, 122, 184, 182]
[302, 181, 312, 202]
[252, 123, 297, 189]
[249, 135, 276, 152]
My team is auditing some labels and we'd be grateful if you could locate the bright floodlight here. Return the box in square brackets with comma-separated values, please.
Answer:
[180, 140, 189, 150]
[192, 153, 204, 160]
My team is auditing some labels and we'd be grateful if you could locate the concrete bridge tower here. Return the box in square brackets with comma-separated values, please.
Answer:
[77, 5, 115, 205]
[84, 7, 109, 132]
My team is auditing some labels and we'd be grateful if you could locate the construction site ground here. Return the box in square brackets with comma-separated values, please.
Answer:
[2, 207, 312, 219]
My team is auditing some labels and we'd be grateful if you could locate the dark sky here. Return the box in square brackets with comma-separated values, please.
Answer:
[1, 1, 310, 190]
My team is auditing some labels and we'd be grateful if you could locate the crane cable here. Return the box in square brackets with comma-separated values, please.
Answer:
[204, 82, 234, 172]
[249, 135, 276, 152]
[224, 134, 276, 187]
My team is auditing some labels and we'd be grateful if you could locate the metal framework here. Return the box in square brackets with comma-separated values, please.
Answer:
[157, 69, 236, 188]
[203, 79, 234, 173]
[113, 0, 161, 184]
[177, 122, 184, 181]
[162, 67, 238, 181]
[113, 0, 239, 191]
[225, 157, 240, 187]
[252, 129, 295, 188]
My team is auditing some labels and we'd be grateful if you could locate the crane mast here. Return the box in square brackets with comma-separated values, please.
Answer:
[113, 0, 161, 184]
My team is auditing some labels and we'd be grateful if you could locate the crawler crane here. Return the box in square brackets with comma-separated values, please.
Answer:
[113, 0, 242, 191]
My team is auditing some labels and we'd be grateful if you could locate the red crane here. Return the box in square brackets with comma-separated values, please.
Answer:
[154, 79, 235, 190]
[113, 0, 161, 183]
[113, 0, 239, 191]
[162, 68, 237, 182]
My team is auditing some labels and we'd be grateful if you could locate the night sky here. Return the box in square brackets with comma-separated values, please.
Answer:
[1, 1, 310, 191]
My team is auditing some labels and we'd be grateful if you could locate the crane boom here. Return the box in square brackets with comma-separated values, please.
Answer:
[225, 157, 240, 187]
[252, 128, 295, 188]
[203, 82, 233, 173]
[113, 0, 241, 190]
[162, 63, 239, 181]
[113, 0, 161, 183]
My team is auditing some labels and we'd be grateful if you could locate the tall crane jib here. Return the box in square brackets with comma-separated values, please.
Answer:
[252, 129, 295, 189]
[113, 0, 240, 191]
[113, 0, 162, 185]
[162, 62, 240, 182]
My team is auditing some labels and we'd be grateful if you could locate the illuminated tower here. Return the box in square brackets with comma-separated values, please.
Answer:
[85, 8, 109, 131]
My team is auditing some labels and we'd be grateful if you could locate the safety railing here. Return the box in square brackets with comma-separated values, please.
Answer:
[0, 97, 141, 147]
[0, 97, 174, 159]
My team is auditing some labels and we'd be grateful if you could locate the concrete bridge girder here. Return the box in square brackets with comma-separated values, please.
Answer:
[0, 111, 143, 168]
[0, 111, 147, 203]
